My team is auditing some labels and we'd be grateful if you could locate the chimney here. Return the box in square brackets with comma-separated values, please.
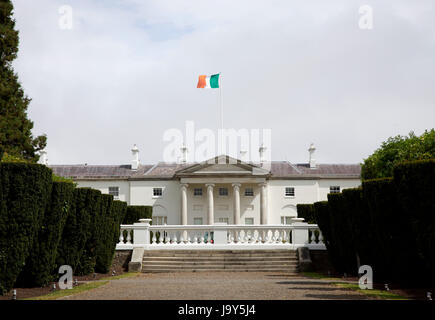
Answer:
[308, 143, 316, 169]
[259, 144, 267, 163]
[39, 150, 48, 166]
[180, 144, 188, 164]
[131, 144, 140, 170]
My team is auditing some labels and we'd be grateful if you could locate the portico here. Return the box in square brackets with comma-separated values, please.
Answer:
[176, 155, 271, 226]
[179, 179, 269, 225]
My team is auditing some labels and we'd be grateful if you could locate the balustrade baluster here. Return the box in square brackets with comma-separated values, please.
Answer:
[318, 230, 324, 244]
[126, 230, 132, 244]
[310, 230, 316, 243]
[119, 229, 124, 244]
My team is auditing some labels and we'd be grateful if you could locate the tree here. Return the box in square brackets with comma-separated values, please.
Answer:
[0, 0, 46, 162]
[361, 129, 435, 180]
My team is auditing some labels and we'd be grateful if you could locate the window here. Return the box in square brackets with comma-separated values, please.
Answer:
[330, 186, 341, 194]
[193, 217, 203, 225]
[219, 187, 228, 196]
[244, 188, 254, 196]
[153, 187, 163, 197]
[108, 186, 119, 199]
[152, 216, 167, 225]
[245, 218, 254, 225]
[218, 217, 229, 224]
[285, 187, 295, 197]
[194, 188, 203, 196]
[281, 217, 293, 225]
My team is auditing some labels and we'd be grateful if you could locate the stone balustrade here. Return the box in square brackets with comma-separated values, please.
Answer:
[116, 218, 326, 250]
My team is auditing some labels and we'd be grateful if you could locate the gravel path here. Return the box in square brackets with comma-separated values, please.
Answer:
[58, 272, 374, 300]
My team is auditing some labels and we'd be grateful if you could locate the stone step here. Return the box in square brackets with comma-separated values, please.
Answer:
[143, 261, 299, 266]
[143, 250, 296, 253]
[142, 268, 299, 273]
[142, 264, 299, 269]
[142, 253, 297, 258]
[140, 249, 299, 273]
[142, 256, 297, 261]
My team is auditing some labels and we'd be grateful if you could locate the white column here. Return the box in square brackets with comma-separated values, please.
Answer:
[232, 183, 241, 225]
[180, 183, 188, 225]
[260, 182, 268, 225]
[206, 184, 215, 225]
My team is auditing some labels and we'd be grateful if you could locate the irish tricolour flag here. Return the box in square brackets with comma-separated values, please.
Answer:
[197, 74, 220, 88]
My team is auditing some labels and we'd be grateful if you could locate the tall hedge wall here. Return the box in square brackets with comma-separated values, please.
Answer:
[95, 196, 126, 273]
[314, 159, 435, 287]
[56, 188, 94, 273]
[16, 181, 75, 287]
[75, 189, 102, 275]
[393, 159, 435, 286]
[123, 205, 152, 224]
[0, 163, 52, 294]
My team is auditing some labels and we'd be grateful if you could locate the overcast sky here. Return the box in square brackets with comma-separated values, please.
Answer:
[11, 0, 435, 165]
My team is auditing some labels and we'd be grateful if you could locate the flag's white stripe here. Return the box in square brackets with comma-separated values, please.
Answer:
[205, 76, 211, 89]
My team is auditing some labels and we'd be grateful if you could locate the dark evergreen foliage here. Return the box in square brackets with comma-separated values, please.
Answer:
[0, 0, 47, 161]
[0, 163, 52, 294]
[123, 205, 152, 224]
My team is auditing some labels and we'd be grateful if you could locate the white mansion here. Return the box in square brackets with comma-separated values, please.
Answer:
[49, 145, 361, 226]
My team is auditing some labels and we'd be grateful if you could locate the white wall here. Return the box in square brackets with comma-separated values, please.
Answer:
[268, 178, 361, 224]
[129, 180, 181, 225]
[76, 180, 130, 203]
[76, 177, 361, 225]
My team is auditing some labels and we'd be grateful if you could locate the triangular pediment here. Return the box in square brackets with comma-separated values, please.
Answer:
[175, 155, 270, 177]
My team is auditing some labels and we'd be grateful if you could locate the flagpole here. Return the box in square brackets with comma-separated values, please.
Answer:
[219, 72, 224, 155]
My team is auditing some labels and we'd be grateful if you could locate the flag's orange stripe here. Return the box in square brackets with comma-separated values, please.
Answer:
[197, 75, 206, 88]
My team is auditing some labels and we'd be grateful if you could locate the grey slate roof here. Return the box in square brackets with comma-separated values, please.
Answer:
[50, 161, 360, 180]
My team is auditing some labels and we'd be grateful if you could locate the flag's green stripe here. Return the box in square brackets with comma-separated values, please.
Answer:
[210, 74, 219, 88]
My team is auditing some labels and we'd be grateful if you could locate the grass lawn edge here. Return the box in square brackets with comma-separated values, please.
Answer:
[302, 271, 409, 300]
[25, 272, 140, 300]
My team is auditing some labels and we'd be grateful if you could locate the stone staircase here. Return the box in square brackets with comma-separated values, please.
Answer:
[141, 250, 299, 273]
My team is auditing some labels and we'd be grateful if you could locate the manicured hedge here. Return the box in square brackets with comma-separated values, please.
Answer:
[56, 188, 94, 273]
[75, 189, 103, 275]
[123, 205, 152, 224]
[326, 193, 357, 274]
[393, 159, 435, 286]
[296, 204, 316, 224]
[95, 196, 126, 273]
[0, 163, 52, 294]
[314, 159, 435, 287]
[16, 181, 75, 287]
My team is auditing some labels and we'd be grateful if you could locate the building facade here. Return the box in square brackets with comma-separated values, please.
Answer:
[50, 145, 361, 226]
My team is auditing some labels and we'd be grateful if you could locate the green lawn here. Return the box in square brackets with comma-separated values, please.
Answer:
[27, 281, 109, 300]
[302, 271, 409, 300]
[26, 272, 140, 300]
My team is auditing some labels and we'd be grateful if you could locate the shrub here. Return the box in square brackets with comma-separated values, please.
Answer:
[393, 159, 435, 286]
[95, 195, 115, 273]
[341, 188, 373, 268]
[56, 188, 94, 274]
[0, 163, 52, 294]
[313, 201, 340, 269]
[75, 189, 102, 275]
[123, 206, 152, 224]
[296, 204, 316, 223]
[16, 181, 74, 287]
[326, 193, 358, 274]
[362, 178, 415, 283]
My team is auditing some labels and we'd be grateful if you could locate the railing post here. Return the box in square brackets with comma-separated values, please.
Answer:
[133, 218, 152, 246]
[213, 223, 227, 245]
[290, 218, 309, 247]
